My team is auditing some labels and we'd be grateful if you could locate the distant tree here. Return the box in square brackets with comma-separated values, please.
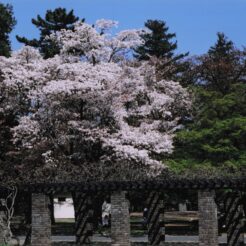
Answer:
[135, 20, 177, 60]
[16, 8, 82, 58]
[169, 33, 246, 175]
[0, 3, 16, 173]
[197, 32, 245, 94]
[134, 19, 188, 81]
[0, 3, 16, 57]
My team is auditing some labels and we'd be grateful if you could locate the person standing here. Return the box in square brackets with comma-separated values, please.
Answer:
[143, 207, 148, 229]
[102, 199, 111, 227]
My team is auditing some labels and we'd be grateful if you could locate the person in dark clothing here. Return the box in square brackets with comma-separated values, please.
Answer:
[143, 207, 148, 229]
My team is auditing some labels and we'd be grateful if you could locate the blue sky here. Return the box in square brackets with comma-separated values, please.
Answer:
[2, 0, 246, 55]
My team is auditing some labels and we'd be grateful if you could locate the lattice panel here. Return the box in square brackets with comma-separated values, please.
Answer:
[147, 191, 165, 245]
[73, 193, 94, 245]
[216, 191, 244, 246]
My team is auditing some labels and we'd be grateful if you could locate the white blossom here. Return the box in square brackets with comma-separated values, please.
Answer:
[0, 20, 191, 179]
[12, 116, 40, 148]
[95, 19, 118, 32]
[48, 20, 143, 63]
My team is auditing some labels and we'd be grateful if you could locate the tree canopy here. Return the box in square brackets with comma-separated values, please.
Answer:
[0, 20, 190, 184]
[1, 7, 245, 181]
[16, 8, 81, 58]
[134, 19, 179, 60]
[0, 2, 16, 57]
[134, 19, 189, 81]
[169, 33, 246, 175]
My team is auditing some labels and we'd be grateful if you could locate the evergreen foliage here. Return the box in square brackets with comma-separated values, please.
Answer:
[0, 3, 16, 57]
[134, 19, 188, 81]
[1, 9, 246, 178]
[135, 19, 179, 60]
[16, 8, 82, 58]
[169, 33, 246, 174]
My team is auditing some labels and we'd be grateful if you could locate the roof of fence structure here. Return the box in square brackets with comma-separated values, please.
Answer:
[1, 177, 246, 194]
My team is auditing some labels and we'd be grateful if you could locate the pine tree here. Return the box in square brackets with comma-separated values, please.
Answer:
[16, 8, 82, 58]
[135, 19, 187, 60]
[0, 3, 16, 57]
[198, 32, 241, 94]
[169, 33, 246, 175]
[135, 19, 188, 81]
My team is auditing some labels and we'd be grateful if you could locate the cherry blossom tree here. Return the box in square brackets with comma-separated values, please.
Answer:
[48, 19, 144, 64]
[0, 20, 191, 183]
